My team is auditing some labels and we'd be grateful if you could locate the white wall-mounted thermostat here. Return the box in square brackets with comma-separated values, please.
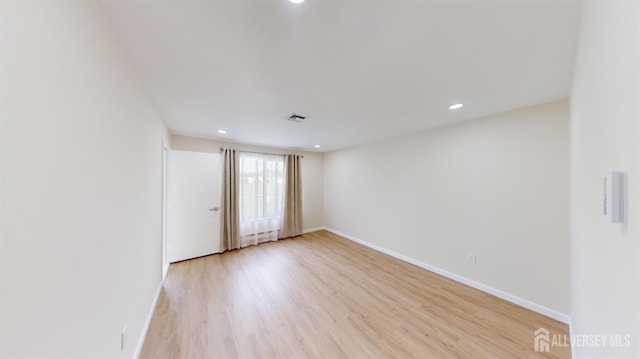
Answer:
[604, 171, 625, 223]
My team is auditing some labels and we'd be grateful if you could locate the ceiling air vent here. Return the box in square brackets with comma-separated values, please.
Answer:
[286, 113, 307, 123]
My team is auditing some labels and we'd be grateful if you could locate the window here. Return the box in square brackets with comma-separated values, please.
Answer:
[238, 152, 284, 244]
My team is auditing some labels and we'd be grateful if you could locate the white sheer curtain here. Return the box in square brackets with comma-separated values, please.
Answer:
[238, 152, 285, 247]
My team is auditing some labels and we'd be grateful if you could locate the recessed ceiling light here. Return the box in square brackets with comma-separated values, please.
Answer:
[314, 145, 321, 148]
[217, 130, 227, 134]
[289, 0, 304, 3]
[449, 103, 464, 110]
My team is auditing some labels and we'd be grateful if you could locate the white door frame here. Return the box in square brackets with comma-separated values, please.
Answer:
[161, 139, 170, 280]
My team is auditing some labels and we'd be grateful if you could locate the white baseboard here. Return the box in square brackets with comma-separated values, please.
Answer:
[302, 226, 326, 234]
[324, 227, 571, 325]
[133, 280, 163, 359]
[569, 318, 576, 359]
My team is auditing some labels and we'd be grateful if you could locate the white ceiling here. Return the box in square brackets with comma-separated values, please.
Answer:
[101, 0, 581, 152]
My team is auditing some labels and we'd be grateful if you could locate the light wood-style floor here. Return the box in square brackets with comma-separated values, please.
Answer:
[140, 230, 570, 358]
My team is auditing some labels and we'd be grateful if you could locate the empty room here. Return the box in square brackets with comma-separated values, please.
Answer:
[1, 0, 638, 358]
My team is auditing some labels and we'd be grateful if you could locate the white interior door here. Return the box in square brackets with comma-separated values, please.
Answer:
[168, 150, 221, 263]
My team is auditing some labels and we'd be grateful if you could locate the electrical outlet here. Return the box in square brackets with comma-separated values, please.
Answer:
[466, 252, 477, 264]
[121, 325, 127, 351]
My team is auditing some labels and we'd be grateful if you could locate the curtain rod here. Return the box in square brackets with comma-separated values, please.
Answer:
[219, 147, 303, 158]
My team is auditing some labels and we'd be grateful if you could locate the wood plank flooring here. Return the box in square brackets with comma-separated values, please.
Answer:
[140, 230, 570, 358]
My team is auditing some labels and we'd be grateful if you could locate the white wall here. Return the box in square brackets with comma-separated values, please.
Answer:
[324, 100, 570, 317]
[570, 0, 640, 357]
[171, 135, 324, 232]
[0, 1, 168, 357]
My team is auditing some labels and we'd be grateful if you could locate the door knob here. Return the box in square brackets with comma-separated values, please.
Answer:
[210, 207, 220, 211]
